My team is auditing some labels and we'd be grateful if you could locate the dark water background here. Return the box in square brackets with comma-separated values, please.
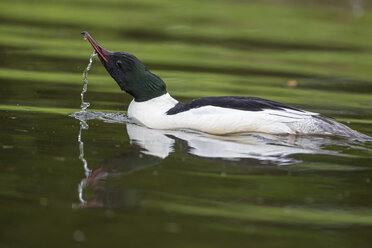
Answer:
[1, 0, 372, 247]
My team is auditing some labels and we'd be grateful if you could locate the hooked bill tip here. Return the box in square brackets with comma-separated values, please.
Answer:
[80, 31, 111, 63]
[81, 31, 89, 41]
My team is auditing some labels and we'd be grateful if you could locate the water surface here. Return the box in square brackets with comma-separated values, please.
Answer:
[1, 0, 372, 247]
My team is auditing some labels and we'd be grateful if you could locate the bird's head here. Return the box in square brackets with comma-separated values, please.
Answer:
[81, 31, 167, 102]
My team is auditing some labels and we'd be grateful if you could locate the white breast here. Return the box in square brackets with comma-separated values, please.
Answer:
[127, 93, 178, 129]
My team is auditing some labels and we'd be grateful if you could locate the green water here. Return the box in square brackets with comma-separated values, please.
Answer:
[1, 0, 372, 247]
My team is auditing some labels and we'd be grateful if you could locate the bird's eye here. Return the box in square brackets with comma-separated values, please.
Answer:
[116, 60, 123, 68]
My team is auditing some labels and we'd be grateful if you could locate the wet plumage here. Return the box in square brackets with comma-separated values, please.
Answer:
[82, 31, 370, 139]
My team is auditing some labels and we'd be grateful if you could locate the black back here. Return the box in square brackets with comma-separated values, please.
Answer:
[166, 96, 303, 115]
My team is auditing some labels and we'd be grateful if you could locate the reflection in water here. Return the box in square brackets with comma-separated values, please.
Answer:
[77, 119, 91, 205]
[71, 111, 143, 208]
[71, 112, 358, 208]
[126, 123, 340, 165]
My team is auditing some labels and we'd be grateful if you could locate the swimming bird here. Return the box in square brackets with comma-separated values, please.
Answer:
[81, 31, 369, 138]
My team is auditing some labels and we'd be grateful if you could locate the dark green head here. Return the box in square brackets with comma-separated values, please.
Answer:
[82, 31, 167, 102]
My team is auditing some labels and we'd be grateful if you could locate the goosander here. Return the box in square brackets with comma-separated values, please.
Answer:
[82, 32, 369, 138]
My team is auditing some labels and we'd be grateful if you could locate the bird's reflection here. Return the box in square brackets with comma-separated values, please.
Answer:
[126, 123, 339, 165]
[72, 111, 349, 208]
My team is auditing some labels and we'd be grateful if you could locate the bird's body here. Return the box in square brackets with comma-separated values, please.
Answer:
[82, 32, 370, 139]
[128, 93, 302, 134]
[128, 93, 365, 137]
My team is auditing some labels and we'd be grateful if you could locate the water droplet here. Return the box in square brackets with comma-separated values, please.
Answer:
[73, 230, 85, 242]
[39, 197, 48, 206]
[337, 194, 344, 200]
[105, 209, 115, 218]
[245, 225, 257, 233]
[350, 0, 364, 17]
[15, 129, 28, 133]
[166, 223, 180, 233]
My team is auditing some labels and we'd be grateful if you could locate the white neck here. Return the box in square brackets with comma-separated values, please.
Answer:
[127, 93, 179, 127]
[137, 93, 178, 110]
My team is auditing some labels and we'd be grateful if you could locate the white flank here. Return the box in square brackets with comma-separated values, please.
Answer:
[127, 93, 365, 137]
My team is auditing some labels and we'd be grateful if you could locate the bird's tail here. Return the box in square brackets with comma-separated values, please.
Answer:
[313, 116, 371, 140]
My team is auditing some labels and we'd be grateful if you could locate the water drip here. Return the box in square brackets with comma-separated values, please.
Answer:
[81, 50, 96, 112]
